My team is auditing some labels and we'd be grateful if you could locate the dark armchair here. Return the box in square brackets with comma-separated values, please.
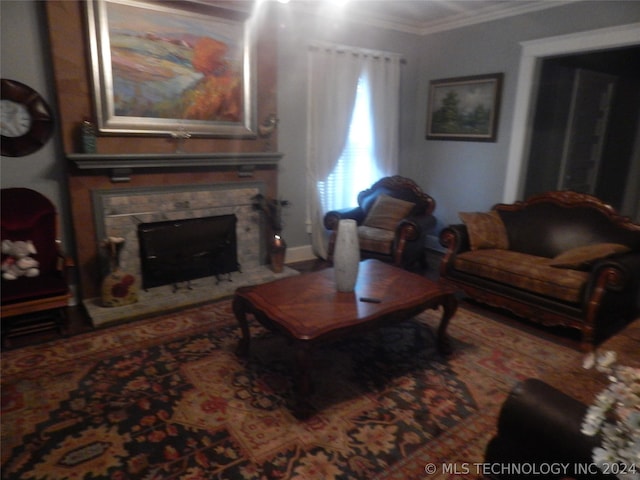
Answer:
[1, 188, 74, 346]
[484, 378, 615, 480]
[323, 176, 436, 270]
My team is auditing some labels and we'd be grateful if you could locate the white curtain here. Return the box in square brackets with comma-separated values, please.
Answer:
[365, 54, 401, 176]
[306, 46, 363, 259]
[306, 44, 402, 259]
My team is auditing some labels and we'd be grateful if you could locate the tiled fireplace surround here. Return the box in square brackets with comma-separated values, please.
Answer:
[85, 180, 297, 327]
[93, 182, 264, 283]
[69, 156, 295, 327]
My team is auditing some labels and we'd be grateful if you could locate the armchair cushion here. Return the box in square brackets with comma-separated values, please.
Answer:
[363, 194, 415, 231]
[455, 249, 588, 303]
[357, 225, 395, 254]
[549, 243, 631, 270]
[459, 211, 509, 251]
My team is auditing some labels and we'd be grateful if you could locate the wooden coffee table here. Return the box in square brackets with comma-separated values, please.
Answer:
[232, 259, 457, 417]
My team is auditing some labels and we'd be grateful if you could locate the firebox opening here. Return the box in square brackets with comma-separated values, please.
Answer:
[137, 214, 240, 290]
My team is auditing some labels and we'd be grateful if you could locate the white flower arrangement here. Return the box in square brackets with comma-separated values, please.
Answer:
[580, 350, 640, 480]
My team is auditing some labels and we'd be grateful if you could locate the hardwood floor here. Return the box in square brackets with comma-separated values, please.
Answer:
[1, 256, 440, 350]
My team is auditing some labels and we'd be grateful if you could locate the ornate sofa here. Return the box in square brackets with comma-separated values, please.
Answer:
[323, 176, 436, 270]
[439, 191, 640, 350]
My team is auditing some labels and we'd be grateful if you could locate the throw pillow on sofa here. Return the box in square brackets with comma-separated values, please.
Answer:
[549, 242, 631, 269]
[459, 211, 509, 251]
[363, 194, 415, 231]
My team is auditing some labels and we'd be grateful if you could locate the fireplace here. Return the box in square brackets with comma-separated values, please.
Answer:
[85, 181, 298, 328]
[92, 182, 265, 282]
[138, 214, 240, 290]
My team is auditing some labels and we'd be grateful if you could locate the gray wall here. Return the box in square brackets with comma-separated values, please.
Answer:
[0, 1, 73, 252]
[402, 1, 640, 249]
[2, 0, 639, 260]
[276, 1, 640, 252]
[275, 6, 421, 251]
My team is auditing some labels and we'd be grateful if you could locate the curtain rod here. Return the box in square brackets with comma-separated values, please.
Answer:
[308, 43, 407, 64]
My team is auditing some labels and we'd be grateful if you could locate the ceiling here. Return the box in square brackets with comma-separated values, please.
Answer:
[276, 0, 579, 35]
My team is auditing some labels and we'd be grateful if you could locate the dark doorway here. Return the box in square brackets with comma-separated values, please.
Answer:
[524, 46, 640, 215]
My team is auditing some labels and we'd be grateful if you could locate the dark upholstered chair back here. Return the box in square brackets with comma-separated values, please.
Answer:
[358, 176, 436, 218]
[1, 188, 59, 273]
[1, 188, 72, 340]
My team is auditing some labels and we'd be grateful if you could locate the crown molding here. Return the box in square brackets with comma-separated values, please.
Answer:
[416, 0, 581, 36]
[289, 0, 581, 36]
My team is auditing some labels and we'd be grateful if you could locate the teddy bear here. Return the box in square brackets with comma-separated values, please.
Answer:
[1, 240, 40, 280]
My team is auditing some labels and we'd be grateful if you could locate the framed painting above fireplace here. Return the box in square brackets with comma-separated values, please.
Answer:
[85, 0, 256, 137]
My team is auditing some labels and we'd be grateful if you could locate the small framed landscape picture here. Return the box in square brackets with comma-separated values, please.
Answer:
[426, 73, 503, 142]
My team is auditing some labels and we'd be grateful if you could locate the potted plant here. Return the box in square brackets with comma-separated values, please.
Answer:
[251, 194, 290, 272]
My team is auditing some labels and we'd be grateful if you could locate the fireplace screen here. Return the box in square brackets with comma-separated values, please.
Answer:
[137, 214, 239, 290]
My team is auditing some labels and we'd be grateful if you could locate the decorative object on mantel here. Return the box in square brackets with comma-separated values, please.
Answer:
[80, 118, 97, 153]
[170, 128, 191, 153]
[259, 114, 279, 152]
[580, 350, 640, 479]
[251, 194, 290, 272]
[333, 219, 360, 292]
[100, 236, 139, 307]
[258, 114, 279, 137]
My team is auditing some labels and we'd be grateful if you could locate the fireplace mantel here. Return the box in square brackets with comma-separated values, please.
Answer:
[68, 152, 283, 169]
[68, 152, 283, 181]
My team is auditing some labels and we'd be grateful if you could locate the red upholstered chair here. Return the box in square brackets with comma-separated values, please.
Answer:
[1, 188, 73, 345]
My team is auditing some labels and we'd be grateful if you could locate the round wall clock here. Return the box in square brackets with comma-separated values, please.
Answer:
[1, 79, 54, 157]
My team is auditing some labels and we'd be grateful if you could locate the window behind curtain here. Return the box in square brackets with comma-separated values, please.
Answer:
[317, 73, 383, 213]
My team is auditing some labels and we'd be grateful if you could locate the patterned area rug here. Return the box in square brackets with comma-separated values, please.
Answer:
[1, 300, 582, 479]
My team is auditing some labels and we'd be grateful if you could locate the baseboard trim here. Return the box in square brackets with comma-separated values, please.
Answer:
[285, 244, 317, 264]
[283, 244, 444, 266]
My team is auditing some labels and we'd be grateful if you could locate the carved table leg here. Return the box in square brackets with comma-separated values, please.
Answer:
[437, 293, 458, 356]
[293, 341, 315, 419]
[232, 295, 251, 357]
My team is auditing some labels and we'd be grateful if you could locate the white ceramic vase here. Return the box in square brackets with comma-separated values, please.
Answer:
[333, 219, 360, 292]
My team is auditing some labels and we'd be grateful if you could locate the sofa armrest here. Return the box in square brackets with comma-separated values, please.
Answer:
[323, 207, 366, 231]
[587, 252, 640, 294]
[438, 224, 470, 277]
[396, 214, 436, 242]
[388, 214, 436, 268]
[439, 224, 470, 254]
[579, 252, 640, 345]
[485, 379, 612, 480]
